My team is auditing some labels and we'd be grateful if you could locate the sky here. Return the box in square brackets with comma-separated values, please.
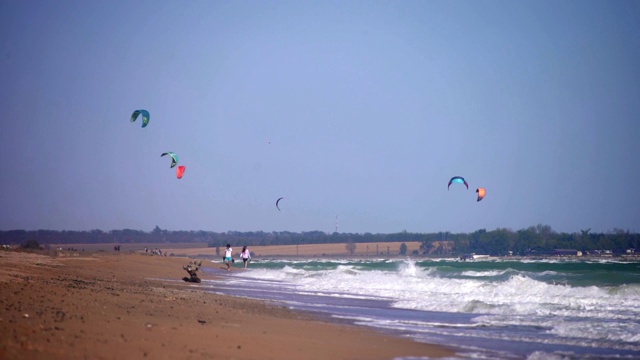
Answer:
[1, 0, 639, 234]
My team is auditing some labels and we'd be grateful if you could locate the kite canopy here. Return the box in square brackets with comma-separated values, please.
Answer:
[161, 152, 178, 168]
[476, 187, 486, 201]
[448, 176, 469, 190]
[177, 166, 186, 179]
[276, 197, 285, 211]
[130, 109, 150, 128]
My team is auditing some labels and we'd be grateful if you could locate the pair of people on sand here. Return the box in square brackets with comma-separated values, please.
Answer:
[224, 244, 251, 270]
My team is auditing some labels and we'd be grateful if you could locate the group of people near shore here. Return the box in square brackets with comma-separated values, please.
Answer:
[224, 244, 251, 270]
[144, 247, 165, 256]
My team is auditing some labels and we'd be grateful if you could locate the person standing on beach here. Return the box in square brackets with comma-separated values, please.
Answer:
[224, 244, 233, 271]
[240, 246, 251, 268]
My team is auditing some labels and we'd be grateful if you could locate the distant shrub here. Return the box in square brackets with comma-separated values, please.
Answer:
[21, 239, 41, 250]
[400, 242, 408, 255]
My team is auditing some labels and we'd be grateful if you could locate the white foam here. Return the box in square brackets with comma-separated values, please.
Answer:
[526, 351, 573, 360]
[229, 258, 640, 350]
[460, 269, 509, 277]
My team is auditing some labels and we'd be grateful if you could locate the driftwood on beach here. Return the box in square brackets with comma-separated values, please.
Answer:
[182, 260, 202, 283]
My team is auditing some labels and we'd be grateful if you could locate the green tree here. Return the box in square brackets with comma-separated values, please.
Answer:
[488, 228, 514, 255]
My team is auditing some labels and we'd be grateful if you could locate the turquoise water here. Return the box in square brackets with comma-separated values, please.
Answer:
[202, 257, 640, 359]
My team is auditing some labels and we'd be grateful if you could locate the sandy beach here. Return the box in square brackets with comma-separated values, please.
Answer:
[0, 250, 454, 360]
[52, 242, 425, 258]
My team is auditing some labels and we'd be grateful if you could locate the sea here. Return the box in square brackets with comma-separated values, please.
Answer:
[198, 257, 640, 359]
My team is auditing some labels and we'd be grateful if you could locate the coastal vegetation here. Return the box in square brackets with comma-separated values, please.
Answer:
[1, 224, 637, 256]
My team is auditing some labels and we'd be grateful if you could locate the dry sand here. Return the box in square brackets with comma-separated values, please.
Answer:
[0, 250, 454, 360]
[162, 242, 424, 258]
[52, 242, 424, 257]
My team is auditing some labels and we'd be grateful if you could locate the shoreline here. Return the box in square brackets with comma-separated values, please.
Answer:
[0, 250, 455, 359]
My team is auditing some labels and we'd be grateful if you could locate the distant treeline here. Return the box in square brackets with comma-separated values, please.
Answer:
[1, 224, 638, 256]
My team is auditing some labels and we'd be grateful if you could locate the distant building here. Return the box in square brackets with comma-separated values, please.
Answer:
[592, 250, 613, 256]
[526, 246, 552, 256]
[553, 249, 582, 257]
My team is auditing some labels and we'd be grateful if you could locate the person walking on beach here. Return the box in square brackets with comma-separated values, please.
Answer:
[224, 244, 233, 271]
[240, 246, 251, 268]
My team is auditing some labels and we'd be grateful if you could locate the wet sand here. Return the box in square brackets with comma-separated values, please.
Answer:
[0, 250, 454, 360]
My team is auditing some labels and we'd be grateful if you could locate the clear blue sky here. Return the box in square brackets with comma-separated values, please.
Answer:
[1, 0, 639, 234]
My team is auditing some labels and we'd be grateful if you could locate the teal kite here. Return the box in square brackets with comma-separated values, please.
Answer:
[161, 152, 178, 168]
[130, 110, 150, 128]
[448, 176, 469, 190]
